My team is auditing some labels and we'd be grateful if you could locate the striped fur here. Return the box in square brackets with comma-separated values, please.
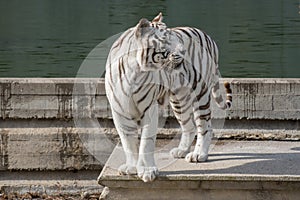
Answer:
[105, 13, 232, 182]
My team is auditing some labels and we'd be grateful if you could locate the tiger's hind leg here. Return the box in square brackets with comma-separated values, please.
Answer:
[185, 116, 212, 162]
[186, 92, 212, 162]
[169, 91, 196, 158]
[112, 111, 139, 175]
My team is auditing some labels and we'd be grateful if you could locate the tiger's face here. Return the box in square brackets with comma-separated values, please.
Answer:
[135, 13, 176, 71]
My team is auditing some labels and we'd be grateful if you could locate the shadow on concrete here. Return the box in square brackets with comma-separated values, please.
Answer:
[164, 151, 300, 176]
[290, 147, 300, 151]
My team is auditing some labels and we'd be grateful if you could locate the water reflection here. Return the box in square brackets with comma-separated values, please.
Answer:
[0, 0, 299, 77]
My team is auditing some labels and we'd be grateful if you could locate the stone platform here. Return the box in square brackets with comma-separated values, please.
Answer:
[98, 140, 300, 200]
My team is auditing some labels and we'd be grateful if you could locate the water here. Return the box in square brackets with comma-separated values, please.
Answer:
[0, 0, 299, 78]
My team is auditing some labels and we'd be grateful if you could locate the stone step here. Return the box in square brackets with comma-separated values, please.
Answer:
[0, 170, 102, 199]
[98, 140, 300, 200]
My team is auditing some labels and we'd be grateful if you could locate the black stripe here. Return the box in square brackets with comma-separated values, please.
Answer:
[201, 130, 209, 136]
[178, 28, 192, 38]
[170, 98, 180, 105]
[190, 42, 196, 70]
[227, 96, 232, 102]
[133, 73, 151, 94]
[192, 28, 203, 47]
[170, 91, 191, 105]
[108, 82, 125, 113]
[189, 28, 199, 37]
[112, 30, 132, 50]
[194, 112, 211, 122]
[174, 30, 184, 44]
[172, 103, 192, 115]
[120, 56, 125, 75]
[191, 65, 197, 90]
[182, 62, 188, 74]
[176, 113, 192, 126]
[137, 84, 155, 104]
[118, 57, 128, 96]
[196, 82, 208, 101]
[179, 72, 185, 86]
[198, 100, 211, 110]
[139, 91, 156, 120]
[145, 47, 149, 64]
[144, 35, 150, 65]
[199, 113, 211, 120]
[204, 34, 212, 58]
[141, 48, 145, 62]
[187, 63, 191, 84]
[178, 28, 193, 52]
[118, 57, 123, 80]
[192, 29, 204, 61]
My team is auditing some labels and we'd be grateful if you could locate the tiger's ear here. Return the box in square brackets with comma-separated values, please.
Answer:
[152, 12, 163, 23]
[135, 18, 151, 38]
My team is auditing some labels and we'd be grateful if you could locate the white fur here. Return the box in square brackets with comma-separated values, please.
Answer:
[105, 13, 231, 182]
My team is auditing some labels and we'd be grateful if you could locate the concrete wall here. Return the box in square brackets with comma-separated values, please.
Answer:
[227, 78, 300, 120]
[1, 78, 299, 120]
[0, 78, 299, 171]
[0, 78, 107, 119]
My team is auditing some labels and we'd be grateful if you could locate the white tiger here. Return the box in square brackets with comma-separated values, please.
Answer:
[105, 13, 232, 182]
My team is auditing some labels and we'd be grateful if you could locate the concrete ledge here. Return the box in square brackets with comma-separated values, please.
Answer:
[0, 125, 114, 171]
[0, 78, 300, 120]
[0, 78, 107, 119]
[98, 140, 300, 200]
[1, 119, 299, 171]
[0, 170, 102, 198]
[228, 78, 300, 120]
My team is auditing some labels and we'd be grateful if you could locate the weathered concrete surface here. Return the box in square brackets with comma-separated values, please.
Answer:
[0, 170, 102, 198]
[227, 78, 300, 120]
[0, 78, 298, 172]
[99, 140, 300, 200]
[0, 78, 108, 119]
[0, 78, 299, 120]
[0, 78, 299, 198]
[1, 120, 299, 171]
[0, 125, 116, 171]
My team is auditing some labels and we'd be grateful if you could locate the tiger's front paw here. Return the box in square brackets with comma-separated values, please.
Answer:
[185, 152, 208, 163]
[118, 164, 137, 175]
[137, 166, 159, 182]
[170, 147, 189, 158]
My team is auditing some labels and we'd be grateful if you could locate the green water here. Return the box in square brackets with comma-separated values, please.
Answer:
[0, 0, 299, 78]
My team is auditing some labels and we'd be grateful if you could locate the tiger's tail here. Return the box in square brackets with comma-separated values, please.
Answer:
[212, 81, 232, 110]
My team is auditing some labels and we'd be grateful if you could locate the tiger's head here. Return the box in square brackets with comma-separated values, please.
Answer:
[134, 13, 184, 71]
